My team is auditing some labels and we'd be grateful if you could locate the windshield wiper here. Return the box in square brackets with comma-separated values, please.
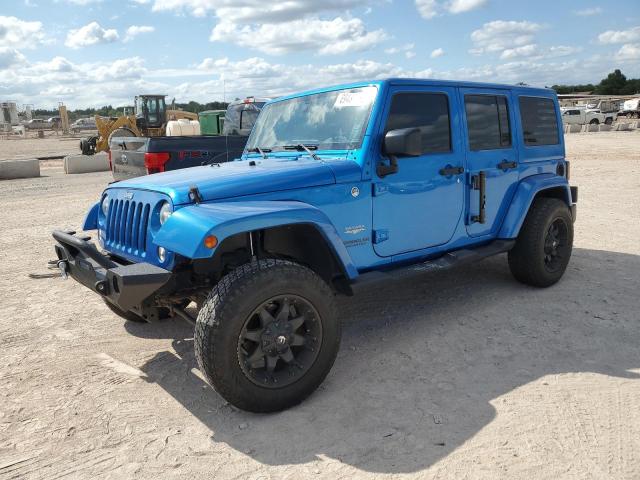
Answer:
[283, 144, 321, 161]
[247, 147, 271, 159]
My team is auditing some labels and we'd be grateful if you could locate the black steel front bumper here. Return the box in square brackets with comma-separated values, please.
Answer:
[52, 230, 171, 313]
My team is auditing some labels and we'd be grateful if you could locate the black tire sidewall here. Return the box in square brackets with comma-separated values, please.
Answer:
[196, 260, 340, 412]
[509, 198, 574, 287]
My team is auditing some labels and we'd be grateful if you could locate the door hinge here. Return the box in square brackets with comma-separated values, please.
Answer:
[373, 229, 389, 244]
[372, 183, 389, 196]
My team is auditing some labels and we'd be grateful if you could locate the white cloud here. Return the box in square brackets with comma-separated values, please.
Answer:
[598, 26, 640, 45]
[0, 15, 47, 48]
[415, 0, 486, 19]
[430, 47, 444, 58]
[151, 0, 368, 22]
[500, 44, 581, 60]
[500, 43, 538, 59]
[0, 47, 27, 69]
[574, 7, 602, 16]
[124, 25, 154, 42]
[470, 20, 542, 55]
[448, 0, 487, 14]
[385, 43, 414, 54]
[64, 0, 102, 4]
[616, 43, 640, 61]
[211, 17, 386, 55]
[65, 21, 119, 49]
[415, 0, 438, 19]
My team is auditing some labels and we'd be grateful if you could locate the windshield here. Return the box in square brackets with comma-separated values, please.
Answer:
[246, 86, 377, 152]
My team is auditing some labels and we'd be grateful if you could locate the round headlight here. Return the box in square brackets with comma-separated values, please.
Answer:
[159, 202, 172, 225]
[101, 195, 109, 216]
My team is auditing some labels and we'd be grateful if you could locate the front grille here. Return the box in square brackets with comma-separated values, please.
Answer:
[105, 199, 151, 256]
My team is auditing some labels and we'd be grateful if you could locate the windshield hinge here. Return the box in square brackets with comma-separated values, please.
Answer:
[372, 183, 389, 197]
[373, 229, 389, 244]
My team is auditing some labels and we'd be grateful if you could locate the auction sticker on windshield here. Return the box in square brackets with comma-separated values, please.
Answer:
[334, 89, 375, 108]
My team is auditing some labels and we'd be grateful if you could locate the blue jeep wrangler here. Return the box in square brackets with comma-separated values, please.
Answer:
[53, 79, 577, 412]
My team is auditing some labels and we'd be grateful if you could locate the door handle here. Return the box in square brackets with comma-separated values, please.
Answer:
[497, 160, 517, 170]
[439, 166, 464, 176]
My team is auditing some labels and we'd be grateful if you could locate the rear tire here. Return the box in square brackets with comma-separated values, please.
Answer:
[195, 259, 341, 413]
[508, 198, 573, 287]
[605, 117, 613, 125]
[589, 119, 599, 125]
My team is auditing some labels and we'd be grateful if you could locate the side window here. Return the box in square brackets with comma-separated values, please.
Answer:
[464, 95, 511, 150]
[385, 92, 451, 154]
[519, 96, 560, 146]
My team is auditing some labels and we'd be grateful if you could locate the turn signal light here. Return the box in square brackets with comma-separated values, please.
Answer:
[204, 235, 218, 249]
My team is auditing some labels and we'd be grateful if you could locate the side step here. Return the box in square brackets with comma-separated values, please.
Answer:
[351, 239, 514, 293]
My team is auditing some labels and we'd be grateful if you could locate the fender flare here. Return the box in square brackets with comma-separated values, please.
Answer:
[82, 202, 99, 230]
[154, 200, 359, 280]
[499, 174, 572, 239]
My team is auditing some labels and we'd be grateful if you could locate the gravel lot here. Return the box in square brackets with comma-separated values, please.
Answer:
[1, 131, 639, 479]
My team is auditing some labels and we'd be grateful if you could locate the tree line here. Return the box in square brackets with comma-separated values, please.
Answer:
[551, 70, 640, 95]
[32, 100, 230, 121]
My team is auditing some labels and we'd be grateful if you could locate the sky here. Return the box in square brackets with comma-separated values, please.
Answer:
[0, 0, 639, 109]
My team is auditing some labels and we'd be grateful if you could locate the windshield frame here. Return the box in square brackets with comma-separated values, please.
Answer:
[245, 85, 379, 154]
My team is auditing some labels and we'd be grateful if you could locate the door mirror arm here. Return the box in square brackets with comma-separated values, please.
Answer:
[377, 154, 398, 177]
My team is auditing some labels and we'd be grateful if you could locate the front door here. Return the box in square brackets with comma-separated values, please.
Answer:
[460, 88, 519, 237]
[372, 86, 465, 257]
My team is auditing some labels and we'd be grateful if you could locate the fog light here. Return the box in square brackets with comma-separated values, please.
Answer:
[158, 246, 167, 262]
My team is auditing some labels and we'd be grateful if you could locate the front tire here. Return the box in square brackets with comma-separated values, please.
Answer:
[508, 198, 574, 287]
[195, 259, 341, 413]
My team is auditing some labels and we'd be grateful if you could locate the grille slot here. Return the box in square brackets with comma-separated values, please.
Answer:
[105, 198, 151, 255]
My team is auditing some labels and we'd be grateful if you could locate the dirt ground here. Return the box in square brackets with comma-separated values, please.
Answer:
[1, 131, 639, 479]
[0, 132, 91, 161]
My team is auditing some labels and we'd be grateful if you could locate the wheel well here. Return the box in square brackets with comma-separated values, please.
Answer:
[533, 186, 570, 205]
[196, 224, 352, 295]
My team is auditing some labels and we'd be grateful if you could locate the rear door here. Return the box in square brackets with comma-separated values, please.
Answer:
[460, 88, 519, 237]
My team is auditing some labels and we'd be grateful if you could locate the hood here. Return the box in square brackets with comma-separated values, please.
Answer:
[107, 157, 340, 205]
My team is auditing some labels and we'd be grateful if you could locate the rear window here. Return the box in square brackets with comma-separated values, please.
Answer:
[519, 96, 559, 146]
[464, 95, 511, 150]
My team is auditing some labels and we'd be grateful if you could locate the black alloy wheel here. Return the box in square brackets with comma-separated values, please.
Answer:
[238, 294, 322, 388]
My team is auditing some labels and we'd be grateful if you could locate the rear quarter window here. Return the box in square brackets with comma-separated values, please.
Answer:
[519, 96, 559, 146]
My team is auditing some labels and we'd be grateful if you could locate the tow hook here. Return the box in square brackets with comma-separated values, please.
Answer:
[57, 260, 69, 279]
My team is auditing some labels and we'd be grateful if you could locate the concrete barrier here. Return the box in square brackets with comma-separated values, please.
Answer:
[582, 123, 599, 132]
[598, 124, 612, 132]
[614, 123, 631, 131]
[64, 152, 110, 174]
[565, 124, 582, 133]
[0, 159, 40, 180]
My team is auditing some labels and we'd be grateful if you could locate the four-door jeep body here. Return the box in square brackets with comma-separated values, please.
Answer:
[53, 79, 578, 412]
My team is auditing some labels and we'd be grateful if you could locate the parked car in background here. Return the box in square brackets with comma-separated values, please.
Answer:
[47, 116, 62, 128]
[70, 117, 97, 132]
[221, 96, 269, 136]
[108, 96, 268, 180]
[618, 98, 640, 118]
[561, 107, 614, 125]
[23, 118, 50, 130]
[109, 135, 249, 181]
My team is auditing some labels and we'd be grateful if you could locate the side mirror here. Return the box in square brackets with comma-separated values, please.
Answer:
[383, 127, 422, 157]
[377, 127, 422, 177]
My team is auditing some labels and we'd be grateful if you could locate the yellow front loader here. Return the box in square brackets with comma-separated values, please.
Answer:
[79, 95, 198, 155]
